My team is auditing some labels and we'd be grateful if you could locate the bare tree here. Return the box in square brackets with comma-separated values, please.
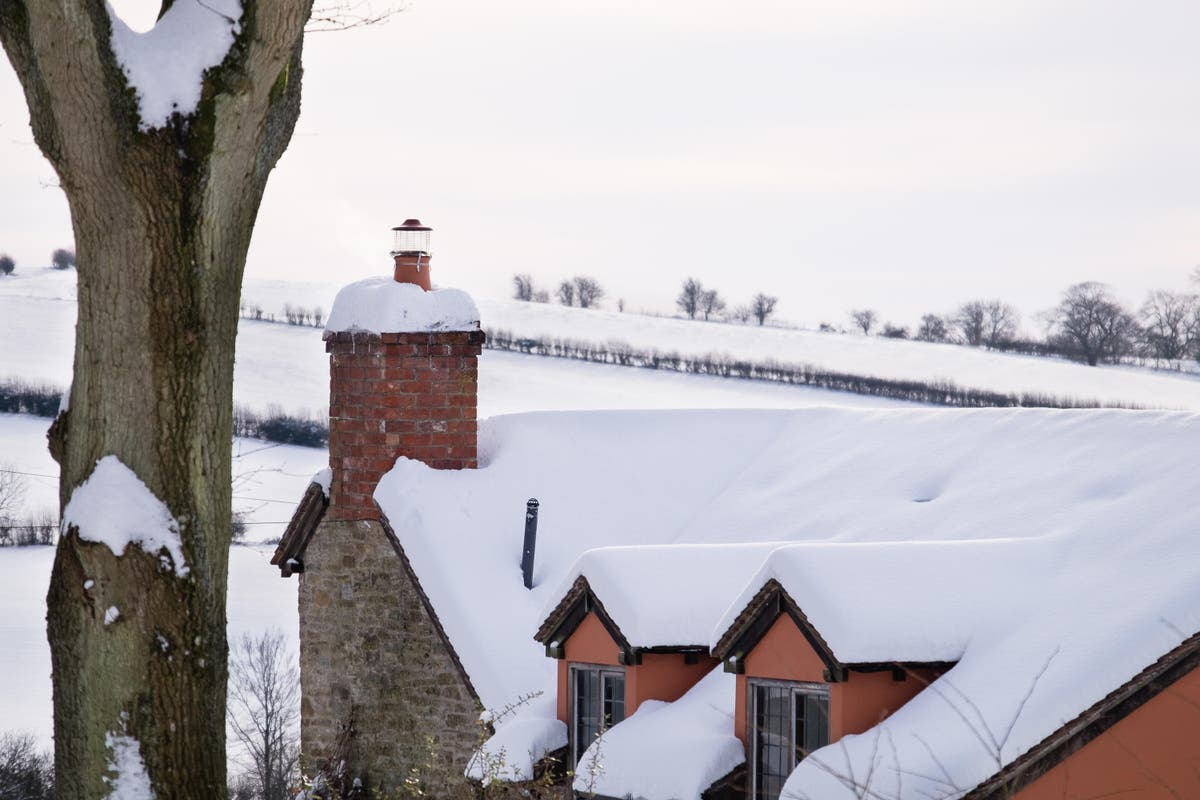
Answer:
[0, 2, 313, 795]
[574, 276, 605, 309]
[0, 254, 14, 276]
[916, 314, 949, 343]
[953, 301, 987, 346]
[228, 630, 300, 800]
[512, 273, 534, 302]
[699, 289, 726, 321]
[307, 1, 398, 32]
[50, 247, 76, 270]
[557, 280, 576, 306]
[1050, 282, 1139, 366]
[982, 301, 1018, 347]
[677, 278, 703, 320]
[0, 463, 26, 522]
[1140, 290, 1200, 361]
[849, 308, 878, 335]
[730, 305, 753, 324]
[532, 289, 550, 303]
[752, 294, 778, 326]
[0, 732, 54, 800]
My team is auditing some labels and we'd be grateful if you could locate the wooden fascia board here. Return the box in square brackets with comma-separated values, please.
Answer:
[270, 481, 328, 576]
[715, 580, 844, 679]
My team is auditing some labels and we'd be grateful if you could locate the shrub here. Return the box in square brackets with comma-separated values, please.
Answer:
[50, 248, 75, 270]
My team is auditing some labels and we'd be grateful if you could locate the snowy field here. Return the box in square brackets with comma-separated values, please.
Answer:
[6, 269, 1200, 412]
[243, 275, 1200, 410]
[0, 268, 912, 419]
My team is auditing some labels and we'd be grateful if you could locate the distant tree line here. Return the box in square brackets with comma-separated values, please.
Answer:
[482, 328, 1140, 410]
[239, 300, 324, 328]
[0, 378, 329, 448]
[513, 274, 607, 309]
[676, 277, 778, 326]
[0, 247, 76, 276]
[842, 275, 1200, 367]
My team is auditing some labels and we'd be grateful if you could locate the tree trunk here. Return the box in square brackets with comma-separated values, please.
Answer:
[0, 2, 311, 796]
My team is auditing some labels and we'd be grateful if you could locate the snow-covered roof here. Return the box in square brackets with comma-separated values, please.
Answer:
[540, 543, 781, 649]
[372, 407, 1200, 797]
[324, 277, 479, 334]
[713, 538, 1048, 666]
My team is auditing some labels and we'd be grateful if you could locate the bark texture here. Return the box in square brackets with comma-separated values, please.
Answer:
[0, 1, 312, 797]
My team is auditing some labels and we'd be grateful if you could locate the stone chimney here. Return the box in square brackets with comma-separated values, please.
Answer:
[322, 221, 484, 521]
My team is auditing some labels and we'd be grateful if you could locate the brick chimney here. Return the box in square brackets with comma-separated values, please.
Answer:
[322, 221, 484, 521]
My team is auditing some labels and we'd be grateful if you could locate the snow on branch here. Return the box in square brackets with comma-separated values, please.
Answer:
[63, 455, 189, 577]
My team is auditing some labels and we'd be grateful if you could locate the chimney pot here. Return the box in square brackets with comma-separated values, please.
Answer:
[391, 219, 433, 290]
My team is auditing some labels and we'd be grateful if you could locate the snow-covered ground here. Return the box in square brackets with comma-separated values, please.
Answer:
[8, 268, 1200, 412]
[0, 268, 911, 420]
[240, 275, 1200, 410]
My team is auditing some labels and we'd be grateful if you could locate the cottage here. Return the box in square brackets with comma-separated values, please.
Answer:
[277, 234, 1200, 799]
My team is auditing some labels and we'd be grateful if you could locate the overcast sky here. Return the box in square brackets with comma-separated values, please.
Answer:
[1, 0, 1197, 331]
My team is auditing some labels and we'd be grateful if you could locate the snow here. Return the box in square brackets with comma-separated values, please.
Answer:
[312, 468, 333, 497]
[466, 692, 566, 783]
[712, 539, 1048, 664]
[574, 668, 744, 799]
[375, 407, 1200, 797]
[324, 278, 480, 334]
[63, 456, 188, 578]
[546, 544, 781, 648]
[103, 731, 154, 800]
[104, 606, 120, 625]
[106, 0, 241, 130]
[230, 275, 1200, 411]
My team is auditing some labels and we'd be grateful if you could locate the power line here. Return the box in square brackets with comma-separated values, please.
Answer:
[0, 469, 300, 506]
[0, 468, 57, 479]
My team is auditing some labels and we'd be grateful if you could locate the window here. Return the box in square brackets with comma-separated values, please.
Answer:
[570, 664, 626, 765]
[749, 680, 829, 800]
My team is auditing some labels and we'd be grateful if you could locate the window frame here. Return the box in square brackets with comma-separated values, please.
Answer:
[569, 662, 627, 767]
[748, 678, 830, 800]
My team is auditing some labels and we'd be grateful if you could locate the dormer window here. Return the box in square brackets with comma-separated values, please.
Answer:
[571, 664, 626, 765]
[750, 680, 829, 800]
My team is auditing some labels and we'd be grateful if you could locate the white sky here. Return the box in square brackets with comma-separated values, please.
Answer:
[1, 0, 1197, 331]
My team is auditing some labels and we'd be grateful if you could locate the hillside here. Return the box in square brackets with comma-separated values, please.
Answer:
[244, 276, 1200, 410]
[7, 269, 1200, 411]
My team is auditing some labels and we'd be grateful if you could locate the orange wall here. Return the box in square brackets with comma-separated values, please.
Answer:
[556, 611, 719, 723]
[1013, 664, 1200, 800]
[735, 615, 939, 744]
[629, 652, 720, 710]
